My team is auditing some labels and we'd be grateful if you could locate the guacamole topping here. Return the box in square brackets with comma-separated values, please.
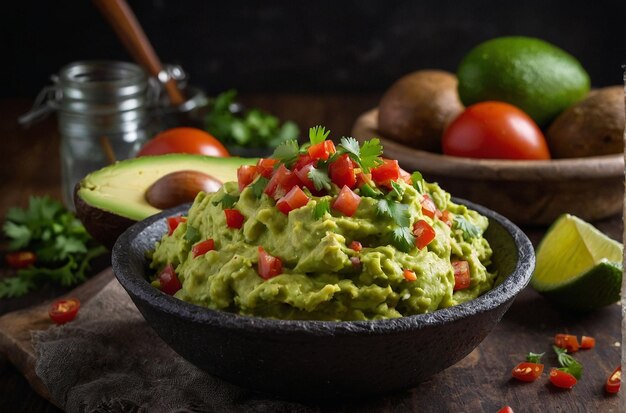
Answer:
[150, 127, 495, 321]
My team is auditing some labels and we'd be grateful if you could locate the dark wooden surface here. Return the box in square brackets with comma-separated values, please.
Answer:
[0, 98, 622, 412]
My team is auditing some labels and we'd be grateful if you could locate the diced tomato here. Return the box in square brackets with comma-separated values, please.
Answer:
[497, 407, 514, 413]
[293, 154, 315, 171]
[294, 163, 316, 191]
[328, 154, 357, 189]
[158, 263, 182, 295]
[554, 334, 580, 353]
[452, 260, 471, 291]
[403, 269, 417, 282]
[276, 186, 310, 215]
[420, 194, 438, 219]
[441, 210, 453, 227]
[350, 256, 361, 267]
[580, 335, 595, 349]
[5, 251, 36, 269]
[549, 368, 577, 389]
[48, 298, 80, 325]
[258, 246, 282, 280]
[349, 241, 362, 252]
[413, 219, 436, 250]
[307, 140, 336, 160]
[355, 172, 373, 188]
[256, 158, 278, 178]
[237, 165, 258, 192]
[512, 362, 544, 382]
[224, 209, 245, 229]
[332, 185, 361, 217]
[606, 366, 621, 394]
[371, 159, 401, 188]
[399, 167, 412, 184]
[264, 164, 300, 198]
[192, 239, 215, 258]
[167, 216, 187, 235]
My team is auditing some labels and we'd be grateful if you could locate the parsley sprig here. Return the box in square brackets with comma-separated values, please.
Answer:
[0, 196, 107, 298]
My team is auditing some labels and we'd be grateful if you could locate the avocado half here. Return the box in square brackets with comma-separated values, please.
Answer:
[75, 154, 255, 249]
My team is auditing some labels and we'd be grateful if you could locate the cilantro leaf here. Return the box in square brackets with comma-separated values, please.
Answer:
[553, 345, 583, 379]
[526, 352, 544, 364]
[411, 171, 425, 193]
[308, 166, 332, 191]
[3, 221, 31, 249]
[0, 276, 36, 298]
[185, 226, 201, 244]
[359, 138, 384, 173]
[388, 181, 405, 200]
[359, 183, 382, 198]
[309, 125, 331, 145]
[271, 139, 300, 166]
[250, 177, 269, 198]
[376, 199, 410, 227]
[339, 137, 360, 158]
[213, 193, 239, 209]
[314, 199, 330, 220]
[453, 215, 482, 241]
[391, 227, 415, 253]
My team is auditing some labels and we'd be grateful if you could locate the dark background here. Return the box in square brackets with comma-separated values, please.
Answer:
[2, 0, 625, 98]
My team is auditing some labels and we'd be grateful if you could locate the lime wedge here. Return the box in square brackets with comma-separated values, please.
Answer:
[531, 214, 623, 311]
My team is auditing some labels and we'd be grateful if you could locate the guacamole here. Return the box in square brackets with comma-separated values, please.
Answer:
[150, 129, 495, 321]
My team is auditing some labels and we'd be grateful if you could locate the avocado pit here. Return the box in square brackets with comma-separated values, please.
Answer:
[145, 170, 222, 210]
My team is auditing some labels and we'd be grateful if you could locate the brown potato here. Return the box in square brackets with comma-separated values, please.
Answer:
[378, 70, 464, 152]
[546, 86, 625, 158]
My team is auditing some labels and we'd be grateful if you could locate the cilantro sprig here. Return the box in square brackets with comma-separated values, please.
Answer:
[0, 196, 107, 298]
[553, 346, 583, 379]
[526, 352, 544, 364]
[452, 215, 481, 241]
[336, 137, 383, 173]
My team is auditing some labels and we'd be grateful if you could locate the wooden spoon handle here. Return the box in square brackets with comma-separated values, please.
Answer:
[93, 0, 185, 106]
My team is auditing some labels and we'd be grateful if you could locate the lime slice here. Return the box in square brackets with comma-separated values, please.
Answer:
[531, 214, 623, 311]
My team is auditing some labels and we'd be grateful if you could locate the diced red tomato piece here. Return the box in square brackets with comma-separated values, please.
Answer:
[413, 219, 436, 250]
[606, 366, 621, 394]
[371, 159, 401, 188]
[192, 239, 215, 258]
[293, 154, 315, 171]
[256, 158, 278, 178]
[580, 335, 595, 349]
[355, 172, 373, 188]
[167, 216, 187, 235]
[497, 407, 514, 413]
[237, 165, 258, 192]
[158, 264, 182, 295]
[264, 164, 300, 198]
[420, 194, 438, 219]
[258, 246, 282, 280]
[452, 260, 471, 291]
[276, 186, 310, 215]
[441, 210, 453, 227]
[224, 209, 245, 229]
[332, 185, 361, 217]
[5, 251, 36, 269]
[307, 140, 336, 160]
[49, 298, 80, 325]
[549, 368, 577, 389]
[554, 334, 580, 353]
[399, 167, 413, 184]
[403, 269, 417, 282]
[294, 163, 317, 191]
[349, 241, 362, 252]
[512, 362, 544, 382]
[328, 153, 357, 189]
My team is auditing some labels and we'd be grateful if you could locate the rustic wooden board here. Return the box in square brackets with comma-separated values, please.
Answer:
[0, 267, 621, 411]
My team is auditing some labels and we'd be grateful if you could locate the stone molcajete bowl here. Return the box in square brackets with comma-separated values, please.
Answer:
[112, 199, 534, 400]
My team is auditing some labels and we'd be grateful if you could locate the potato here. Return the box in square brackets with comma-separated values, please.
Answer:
[378, 70, 464, 152]
[546, 86, 625, 158]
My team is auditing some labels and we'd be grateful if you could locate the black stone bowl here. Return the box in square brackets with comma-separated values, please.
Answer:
[112, 199, 534, 400]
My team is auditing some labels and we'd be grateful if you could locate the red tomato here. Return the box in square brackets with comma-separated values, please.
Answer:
[511, 362, 544, 382]
[403, 269, 417, 282]
[258, 246, 282, 280]
[399, 168, 412, 184]
[137, 127, 229, 157]
[276, 186, 310, 215]
[265, 164, 299, 198]
[192, 239, 215, 258]
[5, 251, 36, 269]
[554, 334, 580, 353]
[580, 335, 595, 349]
[497, 407, 514, 413]
[349, 241, 362, 252]
[329, 154, 357, 189]
[237, 165, 258, 192]
[441, 210, 453, 227]
[257, 158, 278, 178]
[420, 194, 438, 219]
[442, 102, 550, 160]
[167, 216, 187, 235]
[158, 264, 182, 295]
[355, 172, 373, 188]
[307, 140, 336, 160]
[452, 260, 471, 291]
[294, 163, 317, 191]
[605, 366, 621, 394]
[413, 219, 436, 250]
[49, 298, 80, 325]
[224, 209, 245, 229]
[371, 159, 401, 188]
[332, 185, 361, 217]
[293, 154, 315, 171]
[549, 368, 577, 389]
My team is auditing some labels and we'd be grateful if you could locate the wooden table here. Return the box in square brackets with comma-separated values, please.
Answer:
[0, 98, 622, 412]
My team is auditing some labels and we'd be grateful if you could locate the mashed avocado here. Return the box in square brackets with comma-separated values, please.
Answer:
[150, 130, 495, 321]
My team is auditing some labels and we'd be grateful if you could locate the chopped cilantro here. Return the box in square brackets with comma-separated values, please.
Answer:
[250, 177, 269, 198]
[411, 171, 425, 193]
[526, 352, 544, 364]
[553, 346, 583, 379]
[359, 183, 382, 198]
[391, 227, 415, 253]
[213, 193, 239, 209]
[271, 139, 300, 167]
[308, 166, 332, 191]
[184, 226, 201, 244]
[314, 199, 330, 220]
[309, 125, 331, 145]
[453, 215, 481, 241]
[337, 137, 383, 173]
[376, 199, 411, 227]
[389, 181, 405, 200]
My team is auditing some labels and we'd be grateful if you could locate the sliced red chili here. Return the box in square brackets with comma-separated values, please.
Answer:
[554, 334, 580, 353]
[167, 216, 187, 235]
[549, 368, 577, 389]
[5, 251, 36, 269]
[413, 219, 436, 250]
[158, 263, 182, 295]
[605, 366, 621, 394]
[258, 246, 282, 280]
[452, 260, 471, 291]
[403, 269, 417, 282]
[192, 239, 215, 258]
[580, 335, 595, 350]
[49, 298, 80, 325]
[224, 209, 245, 229]
[511, 362, 544, 382]
[497, 407, 514, 413]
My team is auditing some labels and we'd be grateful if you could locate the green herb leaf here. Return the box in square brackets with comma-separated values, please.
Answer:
[526, 352, 544, 364]
[213, 193, 239, 209]
[388, 181, 405, 200]
[358, 138, 384, 173]
[250, 177, 269, 198]
[391, 227, 415, 253]
[453, 216, 482, 241]
[0, 276, 36, 298]
[359, 183, 382, 198]
[411, 171, 425, 193]
[2, 221, 31, 250]
[308, 166, 332, 191]
[553, 345, 583, 379]
[376, 199, 410, 227]
[271, 139, 300, 167]
[185, 226, 201, 244]
[339, 137, 361, 158]
[314, 199, 330, 220]
[309, 125, 331, 145]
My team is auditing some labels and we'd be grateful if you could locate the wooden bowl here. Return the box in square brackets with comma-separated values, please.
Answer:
[352, 108, 624, 226]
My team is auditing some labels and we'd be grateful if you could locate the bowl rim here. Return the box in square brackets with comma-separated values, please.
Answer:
[112, 198, 534, 336]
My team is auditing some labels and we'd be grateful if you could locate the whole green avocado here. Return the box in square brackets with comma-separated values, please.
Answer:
[457, 36, 590, 126]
